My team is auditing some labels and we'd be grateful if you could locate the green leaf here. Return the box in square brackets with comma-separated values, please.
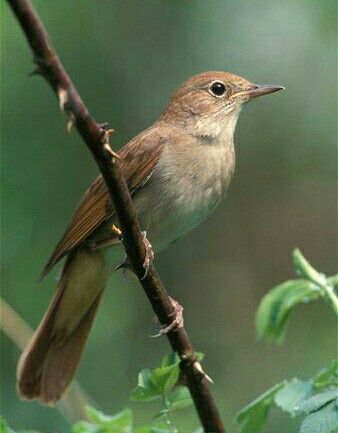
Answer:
[134, 427, 151, 433]
[73, 407, 133, 433]
[131, 352, 205, 404]
[160, 352, 180, 368]
[274, 379, 312, 416]
[314, 361, 338, 388]
[166, 387, 193, 412]
[72, 421, 102, 433]
[86, 407, 132, 429]
[298, 390, 337, 414]
[130, 369, 162, 402]
[150, 427, 174, 433]
[300, 401, 337, 433]
[236, 382, 285, 433]
[150, 365, 179, 397]
[157, 365, 180, 398]
[130, 365, 179, 402]
[256, 279, 320, 343]
[195, 352, 205, 362]
[149, 417, 181, 433]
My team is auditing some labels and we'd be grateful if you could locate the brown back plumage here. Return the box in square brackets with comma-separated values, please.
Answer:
[41, 124, 167, 277]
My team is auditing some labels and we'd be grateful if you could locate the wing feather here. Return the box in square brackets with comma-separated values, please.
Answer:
[41, 125, 167, 277]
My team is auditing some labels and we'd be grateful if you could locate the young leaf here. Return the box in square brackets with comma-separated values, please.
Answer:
[150, 365, 180, 398]
[236, 382, 285, 433]
[160, 352, 180, 368]
[274, 379, 313, 416]
[297, 389, 337, 414]
[134, 428, 151, 433]
[149, 416, 182, 433]
[256, 279, 320, 343]
[314, 361, 338, 388]
[166, 386, 193, 412]
[130, 369, 162, 402]
[299, 401, 337, 433]
[73, 407, 133, 433]
[195, 352, 205, 362]
[86, 407, 132, 428]
[150, 426, 178, 433]
[72, 421, 102, 433]
[131, 353, 184, 403]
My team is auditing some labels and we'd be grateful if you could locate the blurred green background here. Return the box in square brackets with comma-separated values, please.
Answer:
[1, 0, 336, 432]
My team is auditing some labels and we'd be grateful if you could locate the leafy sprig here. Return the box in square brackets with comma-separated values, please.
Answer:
[1, 353, 203, 433]
[256, 249, 338, 343]
[2, 249, 337, 433]
[238, 249, 338, 433]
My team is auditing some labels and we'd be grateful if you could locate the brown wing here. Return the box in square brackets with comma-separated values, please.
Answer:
[41, 124, 168, 278]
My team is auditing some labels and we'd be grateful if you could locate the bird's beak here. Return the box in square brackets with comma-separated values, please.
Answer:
[246, 84, 285, 99]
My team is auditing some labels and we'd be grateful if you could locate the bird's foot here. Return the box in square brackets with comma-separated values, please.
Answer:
[151, 297, 184, 337]
[141, 231, 154, 280]
[114, 231, 153, 280]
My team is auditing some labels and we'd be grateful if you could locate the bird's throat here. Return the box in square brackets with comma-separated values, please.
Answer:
[190, 107, 241, 144]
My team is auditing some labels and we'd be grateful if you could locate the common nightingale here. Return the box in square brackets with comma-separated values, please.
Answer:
[17, 71, 284, 404]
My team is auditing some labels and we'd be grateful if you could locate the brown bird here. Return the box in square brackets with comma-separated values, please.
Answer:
[17, 71, 284, 404]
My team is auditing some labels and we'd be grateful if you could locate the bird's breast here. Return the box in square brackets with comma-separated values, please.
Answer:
[135, 137, 236, 251]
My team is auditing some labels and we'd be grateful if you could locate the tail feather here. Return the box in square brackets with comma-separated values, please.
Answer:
[17, 248, 108, 404]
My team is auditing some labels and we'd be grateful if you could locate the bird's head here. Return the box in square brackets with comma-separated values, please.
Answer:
[161, 71, 284, 140]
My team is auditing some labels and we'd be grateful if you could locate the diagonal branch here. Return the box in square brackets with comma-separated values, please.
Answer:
[6, 1, 226, 431]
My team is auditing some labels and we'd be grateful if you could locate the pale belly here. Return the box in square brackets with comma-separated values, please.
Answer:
[134, 144, 235, 252]
[136, 183, 225, 252]
[98, 139, 235, 263]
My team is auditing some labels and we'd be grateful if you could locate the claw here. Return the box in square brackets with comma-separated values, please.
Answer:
[150, 297, 184, 337]
[141, 231, 154, 280]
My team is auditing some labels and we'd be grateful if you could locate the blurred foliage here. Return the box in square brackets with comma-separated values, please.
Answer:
[1, 354, 202, 433]
[237, 250, 338, 433]
[1, 0, 336, 432]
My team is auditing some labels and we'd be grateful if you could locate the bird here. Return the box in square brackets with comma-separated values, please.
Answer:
[17, 71, 284, 404]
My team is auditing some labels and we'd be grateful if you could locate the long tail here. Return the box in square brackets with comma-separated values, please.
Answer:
[17, 247, 109, 404]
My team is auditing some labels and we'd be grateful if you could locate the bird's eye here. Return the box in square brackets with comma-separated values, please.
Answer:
[209, 81, 226, 97]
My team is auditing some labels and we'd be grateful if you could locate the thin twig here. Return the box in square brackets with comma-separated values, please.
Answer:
[0, 298, 91, 422]
[6, 1, 225, 431]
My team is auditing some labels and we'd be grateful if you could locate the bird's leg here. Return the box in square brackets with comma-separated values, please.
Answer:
[113, 229, 154, 279]
[141, 231, 154, 279]
[151, 296, 184, 337]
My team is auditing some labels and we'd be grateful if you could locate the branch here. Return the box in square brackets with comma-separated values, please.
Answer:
[0, 298, 92, 423]
[6, 1, 225, 431]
